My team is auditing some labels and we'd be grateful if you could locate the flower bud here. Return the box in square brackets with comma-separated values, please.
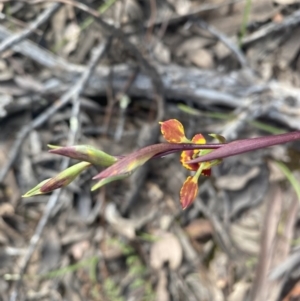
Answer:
[48, 145, 117, 167]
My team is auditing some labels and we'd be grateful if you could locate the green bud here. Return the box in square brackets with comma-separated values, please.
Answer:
[91, 172, 133, 191]
[208, 133, 227, 143]
[48, 144, 117, 167]
[40, 162, 91, 193]
[22, 178, 51, 197]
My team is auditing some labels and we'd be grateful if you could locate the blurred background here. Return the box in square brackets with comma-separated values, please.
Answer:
[1, 0, 300, 300]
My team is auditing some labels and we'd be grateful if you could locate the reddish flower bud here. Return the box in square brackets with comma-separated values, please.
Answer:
[48, 144, 117, 167]
[22, 178, 52, 198]
[180, 176, 199, 209]
[40, 162, 91, 193]
[91, 172, 133, 191]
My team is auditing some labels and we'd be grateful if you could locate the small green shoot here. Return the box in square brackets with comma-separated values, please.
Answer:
[178, 104, 286, 135]
[239, 0, 252, 46]
[274, 161, 300, 201]
[103, 278, 125, 301]
[39, 256, 99, 279]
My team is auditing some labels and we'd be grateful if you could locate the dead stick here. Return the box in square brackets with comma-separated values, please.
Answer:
[0, 3, 61, 54]
[196, 19, 248, 68]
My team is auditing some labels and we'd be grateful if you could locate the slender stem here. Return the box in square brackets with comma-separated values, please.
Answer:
[188, 131, 300, 163]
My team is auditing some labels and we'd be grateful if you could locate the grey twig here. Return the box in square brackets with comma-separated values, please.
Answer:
[242, 9, 300, 46]
[0, 3, 61, 54]
[9, 39, 110, 301]
[144, 0, 243, 28]
[269, 250, 300, 281]
[0, 24, 82, 72]
[26, 0, 165, 117]
[0, 12, 43, 35]
[195, 193, 237, 259]
[220, 96, 268, 140]
[0, 85, 70, 183]
[92, 18, 166, 211]
[197, 19, 248, 69]
[92, 6, 165, 121]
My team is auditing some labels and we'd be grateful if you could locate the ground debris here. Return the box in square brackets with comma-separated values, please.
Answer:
[1, 1, 300, 300]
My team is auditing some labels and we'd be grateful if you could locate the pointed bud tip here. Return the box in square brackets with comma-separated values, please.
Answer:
[180, 176, 199, 210]
[47, 144, 61, 150]
[208, 133, 227, 143]
[22, 178, 51, 197]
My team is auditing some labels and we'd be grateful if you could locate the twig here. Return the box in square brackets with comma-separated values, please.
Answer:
[249, 185, 282, 301]
[0, 25, 259, 106]
[91, 2, 165, 120]
[146, 0, 157, 43]
[220, 95, 268, 140]
[35, 0, 167, 215]
[16, 0, 165, 110]
[0, 3, 61, 55]
[0, 11, 43, 35]
[269, 249, 300, 281]
[195, 194, 238, 259]
[0, 24, 82, 72]
[242, 9, 300, 46]
[196, 19, 248, 69]
[143, 0, 243, 28]
[9, 39, 111, 301]
[0, 85, 69, 183]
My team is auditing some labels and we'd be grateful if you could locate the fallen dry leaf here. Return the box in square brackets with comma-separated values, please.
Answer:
[104, 203, 136, 239]
[168, 0, 191, 16]
[71, 240, 90, 260]
[214, 37, 238, 60]
[215, 166, 260, 191]
[155, 269, 169, 301]
[150, 232, 182, 270]
[227, 281, 251, 301]
[153, 40, 171, 64]
[0, 203, 14, 216]
[176, 37, 213, 57]
[188, 48, 214, 69]
[184, 219, 213, 240]
[62, 22, 81, 57]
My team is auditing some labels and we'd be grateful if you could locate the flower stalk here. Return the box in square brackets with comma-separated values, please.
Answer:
[23, 119, 300, 210]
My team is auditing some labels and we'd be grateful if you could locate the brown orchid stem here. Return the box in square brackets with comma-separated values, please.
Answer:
[188, 131, 300, 164]
[93, 142, 226, 180]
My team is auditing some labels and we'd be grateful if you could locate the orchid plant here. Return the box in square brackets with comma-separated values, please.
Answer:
[23, 119, 300, 209]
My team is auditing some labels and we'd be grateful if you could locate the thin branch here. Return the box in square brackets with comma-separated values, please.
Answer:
[12, 0, 165, 118]
[0, 3, 61, 54]
[0, 11, 43, 35]
[196, 19, 248, 68]
[242, 9, 300, 46]
[143, 0, 243, 28]
[0, 24, 82, 72]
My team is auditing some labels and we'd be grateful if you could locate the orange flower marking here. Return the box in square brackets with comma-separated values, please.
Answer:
[191, 133, 206, 144]
[180, 150, 197, 171]
[159, 119, 226, 210]
[159, 119, 190, 143]
[180, 133, 211, 175]
[180, 176, 199, 209]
